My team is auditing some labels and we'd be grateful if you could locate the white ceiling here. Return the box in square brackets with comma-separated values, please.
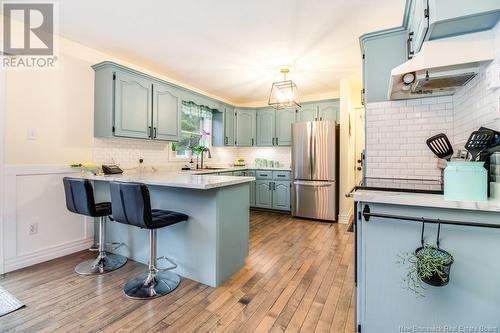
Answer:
[58, 0, 406, 105]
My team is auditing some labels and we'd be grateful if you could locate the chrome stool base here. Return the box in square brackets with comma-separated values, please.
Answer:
[123, 271, 180, 299]
[75, 253, 127, 275]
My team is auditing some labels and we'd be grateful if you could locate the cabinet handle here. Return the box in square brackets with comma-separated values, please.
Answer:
[225, 137, 228, 144]
[251, 138, 254, 146]
[272, 137, 275, 145]
[276, 137, 279, 145]
[153, 127, 157, 138]
[319, 117, 322, 121]
[407, 32, 414, 59]
[148, 126, 152, 138]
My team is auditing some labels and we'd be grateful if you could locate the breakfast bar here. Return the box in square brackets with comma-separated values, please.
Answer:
[81, 171, 254, 287]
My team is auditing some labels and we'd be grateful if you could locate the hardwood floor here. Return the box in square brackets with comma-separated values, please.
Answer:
[0, 211, 355, 333]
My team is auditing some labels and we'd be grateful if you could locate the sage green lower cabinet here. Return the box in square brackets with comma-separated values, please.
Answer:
[272, 181, 291, 211]
[255, 180, 273, 209]
[275, 109, 296, 146]
[256, 107, 275, 146]
[356, 201, 500, 332]
[245, 170, 256, 207]
[114, 70, 152, 139]
[152, 83, 180, 141]
[235, 109, 256, 146]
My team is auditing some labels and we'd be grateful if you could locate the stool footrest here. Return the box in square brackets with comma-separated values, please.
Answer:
[89, 242, 125, 252]
[155, 256, 177, 272]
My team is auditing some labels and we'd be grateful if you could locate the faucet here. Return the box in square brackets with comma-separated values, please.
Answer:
[199, 147, 211, 169]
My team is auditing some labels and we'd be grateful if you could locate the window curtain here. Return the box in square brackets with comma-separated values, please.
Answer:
[181, 101, 214, 119]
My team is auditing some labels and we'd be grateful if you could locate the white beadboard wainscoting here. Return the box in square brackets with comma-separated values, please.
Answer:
[2, 165, 94, 273]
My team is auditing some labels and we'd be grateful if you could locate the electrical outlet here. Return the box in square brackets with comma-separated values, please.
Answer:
[29, 223, 38, 235]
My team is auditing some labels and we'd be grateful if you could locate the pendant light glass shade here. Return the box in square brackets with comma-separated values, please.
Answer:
[268, 68, 301, 110]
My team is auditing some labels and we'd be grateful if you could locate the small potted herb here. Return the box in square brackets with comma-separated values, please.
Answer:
[397, 223, 454, 297]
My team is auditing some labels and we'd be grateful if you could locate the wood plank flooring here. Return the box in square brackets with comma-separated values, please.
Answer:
[0, 211, 355, 333]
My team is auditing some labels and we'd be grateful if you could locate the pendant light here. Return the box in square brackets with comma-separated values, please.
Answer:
[268, 68, 301, 110]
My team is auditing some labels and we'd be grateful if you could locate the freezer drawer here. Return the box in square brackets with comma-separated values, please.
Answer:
[292, 180, 337, 221]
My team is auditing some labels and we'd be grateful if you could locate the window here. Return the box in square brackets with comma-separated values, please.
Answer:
[173, 101, 213, 158]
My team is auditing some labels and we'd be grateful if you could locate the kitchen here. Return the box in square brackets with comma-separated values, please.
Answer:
[0, 1, 500, 332]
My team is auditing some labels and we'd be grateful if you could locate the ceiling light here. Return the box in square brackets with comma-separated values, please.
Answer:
[268, 68, 301, 110]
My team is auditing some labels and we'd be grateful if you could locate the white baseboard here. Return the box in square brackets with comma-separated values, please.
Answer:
[338, 209, 353, 224]
[4, 238, 93, 273]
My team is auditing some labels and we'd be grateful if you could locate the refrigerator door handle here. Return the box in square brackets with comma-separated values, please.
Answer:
[294, 180, 334, 187]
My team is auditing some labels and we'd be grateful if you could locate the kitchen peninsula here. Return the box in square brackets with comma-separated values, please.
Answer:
[81, 170, 254, 287]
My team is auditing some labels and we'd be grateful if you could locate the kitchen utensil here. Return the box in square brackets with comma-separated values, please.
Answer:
[464, 130, 494, 161]
[426, 133, 454, 161]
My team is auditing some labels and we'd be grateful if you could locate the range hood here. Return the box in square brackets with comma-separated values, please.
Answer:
[388, 30, 495, 100]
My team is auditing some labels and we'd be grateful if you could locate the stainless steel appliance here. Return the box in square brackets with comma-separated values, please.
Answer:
[292, 121, 339, 221]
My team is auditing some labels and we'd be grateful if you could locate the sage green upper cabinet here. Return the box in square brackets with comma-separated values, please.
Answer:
[256, 107, 275, 146]
[92, 61, 181, 141]
[114, 71, 152, 139]
[360, 29, 407, 103]
[224, 105, 235, 146]
[275, 109, 296, 146]
[298, 104, 318, 122]
[407, 0, 428, 57]
[317, 100, 339, 121]
[152, 83, 180, 141]
[235, 109, 256, 146]
[272, 181, 291, 211]
[408, 0, 500, 56]
[297, 100, 340, 122]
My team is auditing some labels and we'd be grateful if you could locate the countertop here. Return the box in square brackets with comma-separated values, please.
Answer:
[78, 170, 255, 190]
[354, 189, 500, 213]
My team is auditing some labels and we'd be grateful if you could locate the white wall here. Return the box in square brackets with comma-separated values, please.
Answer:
[0, 63, 5, 274]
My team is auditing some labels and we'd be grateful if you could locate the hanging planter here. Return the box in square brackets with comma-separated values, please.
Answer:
[398, 221, 454, 297]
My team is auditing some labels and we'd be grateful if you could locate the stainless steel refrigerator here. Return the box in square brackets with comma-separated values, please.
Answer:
[291, 121, 339, 221]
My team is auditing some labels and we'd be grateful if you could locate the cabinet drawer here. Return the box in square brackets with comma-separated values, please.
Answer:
[255, 170, 272, 180]
[233, 171, 245, 176]
[273, 171, 290, 180]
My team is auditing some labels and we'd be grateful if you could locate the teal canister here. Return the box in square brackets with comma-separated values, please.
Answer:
[444, 161, 488, 201]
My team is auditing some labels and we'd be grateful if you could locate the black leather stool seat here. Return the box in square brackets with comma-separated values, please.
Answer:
[151, 209, 188, 229]
[63, 177, 112, 217]
[95, 202, 112, 216]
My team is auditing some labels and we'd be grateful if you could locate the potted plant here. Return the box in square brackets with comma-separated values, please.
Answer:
[397, 223, 454, 297]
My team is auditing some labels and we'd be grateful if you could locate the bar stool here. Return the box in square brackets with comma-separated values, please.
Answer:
[109, 181, 188, 300]
[63, 177, 128, 275]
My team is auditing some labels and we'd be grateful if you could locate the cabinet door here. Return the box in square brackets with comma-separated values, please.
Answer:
[256, 107, 275, 146]
[246, 171, 256, 207]
[114, 71, 152, 139]
[224, 106, 235, 146]
[275, 109, 296, 146]
[362, 31, 407, 103]
[152, 83, 180, 141]
[272, 181, 291, 211]
[236, 109, 256, 146]
[297, 105, 318, 122]
[255, 180, 272, 209]
[318, 100, 339, 121]
[408, 0, 429, 56]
